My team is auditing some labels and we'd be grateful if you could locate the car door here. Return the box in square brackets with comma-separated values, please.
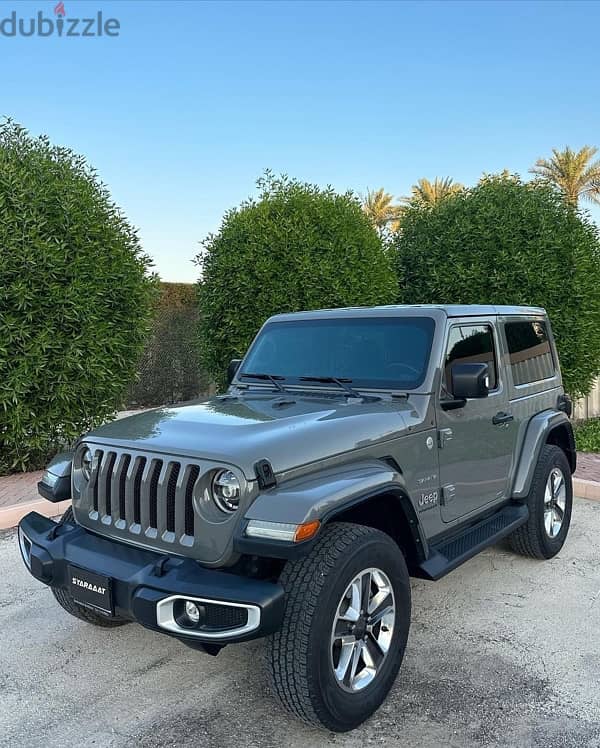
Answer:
[436, 319, 516, 523]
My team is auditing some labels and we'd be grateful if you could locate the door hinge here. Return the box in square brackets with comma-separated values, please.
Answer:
[438, 428, 453, 448]
[440, 484, 456, 505]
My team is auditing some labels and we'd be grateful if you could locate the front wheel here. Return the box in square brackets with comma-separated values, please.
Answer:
[267, 523, 411, 731]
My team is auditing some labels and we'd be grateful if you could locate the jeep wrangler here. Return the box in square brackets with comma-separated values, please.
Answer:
[18, 305, 575, 731]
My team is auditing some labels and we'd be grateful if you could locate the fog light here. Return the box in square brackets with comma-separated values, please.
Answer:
[174, 599, 207, 629]
[185, 601, 201, 625]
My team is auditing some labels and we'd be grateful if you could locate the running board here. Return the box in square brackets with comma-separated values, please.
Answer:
[417, 504, 529, 581]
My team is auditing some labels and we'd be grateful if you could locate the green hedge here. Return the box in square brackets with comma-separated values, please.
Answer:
[127, 283, 210, 407]
[574, 418, 600, 453]
[393, 174, 600, 399]
[0, 121, 157, 474]
[196, 173, 397, 386]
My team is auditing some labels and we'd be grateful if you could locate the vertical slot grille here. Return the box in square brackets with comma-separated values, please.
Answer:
[185, 465, 200, 537]
[166, 463, 181, 533]
[83, 449, 203, 548]
[133, 456, 146, 524]
[92, 449, 103, 512]
[103, 452, 117, 516]
[148, 459, 163, 529]
[118, 454, 131, 521]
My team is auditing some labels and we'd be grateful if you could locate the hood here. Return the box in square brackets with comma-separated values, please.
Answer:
[86, 392, 416, 478]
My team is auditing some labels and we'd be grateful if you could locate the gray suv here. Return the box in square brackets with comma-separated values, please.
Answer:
[18, 305, 575, 731]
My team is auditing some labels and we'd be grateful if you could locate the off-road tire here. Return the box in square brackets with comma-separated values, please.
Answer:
[509, 444, 573, 560]
[267, 522, 411, 732]
[50, 508, 129, 628]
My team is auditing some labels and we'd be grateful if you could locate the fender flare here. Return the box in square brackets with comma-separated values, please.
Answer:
[234, 460, 427, 561]
[511, 409, 574, 499]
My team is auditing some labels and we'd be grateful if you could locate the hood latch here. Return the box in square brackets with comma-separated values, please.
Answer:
[255, 459, 277, 490]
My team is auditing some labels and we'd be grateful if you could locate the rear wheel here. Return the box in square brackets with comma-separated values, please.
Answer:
[51, 508, 129, 628]
[267, 522, 411, 731]
[509, 444, 573, 560]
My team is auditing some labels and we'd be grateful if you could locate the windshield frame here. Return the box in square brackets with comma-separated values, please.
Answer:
[236, 314, 438, 393]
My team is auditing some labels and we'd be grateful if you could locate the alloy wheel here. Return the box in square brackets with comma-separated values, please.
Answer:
[330, 568, 395, 692]
[544, 467, 566, 539]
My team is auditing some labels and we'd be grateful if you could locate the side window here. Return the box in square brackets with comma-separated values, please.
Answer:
[505, 320, 555, 385]
[443, 324, 498, 394]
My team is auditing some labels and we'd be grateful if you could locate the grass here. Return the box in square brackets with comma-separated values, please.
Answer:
[574, 418, 600, 453]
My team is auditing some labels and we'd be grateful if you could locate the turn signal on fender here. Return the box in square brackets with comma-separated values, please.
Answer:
[293, 520, 321, 543]
[245, 519, 321, 543]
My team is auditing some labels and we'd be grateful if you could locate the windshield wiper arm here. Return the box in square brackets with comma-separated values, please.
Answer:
[299, 376, 366, 400]
[239, 372, 286, 392]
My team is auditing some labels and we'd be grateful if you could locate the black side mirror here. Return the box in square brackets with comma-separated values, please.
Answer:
[441, 362, 490, 411]
[452, 362, 490, 399]
[227, 358, 242, 386]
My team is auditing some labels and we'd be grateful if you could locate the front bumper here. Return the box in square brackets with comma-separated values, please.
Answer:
[18, 512, 286, 647]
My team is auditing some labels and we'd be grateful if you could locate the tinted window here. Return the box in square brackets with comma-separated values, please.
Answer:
[443, 325, 498, 392]
[241, 317, 436, 390]
[505, 320, 555, 385]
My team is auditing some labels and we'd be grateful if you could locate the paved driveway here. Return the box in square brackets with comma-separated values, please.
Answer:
[1, 498, 599, 748]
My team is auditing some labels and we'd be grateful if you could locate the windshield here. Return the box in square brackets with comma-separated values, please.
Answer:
[240, 316, 436, 390]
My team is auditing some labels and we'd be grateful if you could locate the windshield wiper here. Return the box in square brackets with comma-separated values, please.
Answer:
[240, 372, 286, 392]
[299, 376, 370, 400]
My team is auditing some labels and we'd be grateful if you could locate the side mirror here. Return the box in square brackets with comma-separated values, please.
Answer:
[451, 362, 490, 399]
[227, 358, 242, 386]
[441, 362, 490, 411]
[37, 451, 73, 502]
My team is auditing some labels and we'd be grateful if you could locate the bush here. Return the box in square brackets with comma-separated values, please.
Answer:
[196, 173, 396, 386]
[574, 418, 600, 453]
[393, 174, 600, 399]
[127, 283, 211, 407]
[0, 121, 157, 474]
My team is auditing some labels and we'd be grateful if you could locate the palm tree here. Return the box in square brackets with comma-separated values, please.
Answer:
[402, 177, 463, 207]
[530, 146, 600, 207]
[362, 188, 403, 233]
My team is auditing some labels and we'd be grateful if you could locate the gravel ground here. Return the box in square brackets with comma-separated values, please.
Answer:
[1, 498, 599, 748]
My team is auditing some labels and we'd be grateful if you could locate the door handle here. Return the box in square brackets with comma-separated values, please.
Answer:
[492, 411, 514, 425]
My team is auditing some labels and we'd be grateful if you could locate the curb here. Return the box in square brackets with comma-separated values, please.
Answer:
[0, 499, 71, 531]
[573, 478, 600, 502]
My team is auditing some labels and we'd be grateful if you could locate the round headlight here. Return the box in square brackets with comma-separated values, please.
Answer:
[211, 469, 241, 513]
[81, 448, 93, 481]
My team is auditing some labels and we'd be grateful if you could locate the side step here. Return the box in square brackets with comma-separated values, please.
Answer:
[417, 503, 529, 581]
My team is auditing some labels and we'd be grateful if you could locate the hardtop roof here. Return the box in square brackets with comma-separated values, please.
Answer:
[268, 304, 546, 323]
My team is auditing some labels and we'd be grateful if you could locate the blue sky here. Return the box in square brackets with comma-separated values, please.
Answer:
[2, 0, 599, 281]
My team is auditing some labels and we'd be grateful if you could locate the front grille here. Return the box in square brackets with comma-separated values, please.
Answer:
[118, 453, 131, 520]
[104, 452, 117, 517]
[148, 459, 162, 530]
[83, 448, 202, 546]
[166, 463, 181, 533]
[185, 464, 200, 537]
[133, 456, 146, 524]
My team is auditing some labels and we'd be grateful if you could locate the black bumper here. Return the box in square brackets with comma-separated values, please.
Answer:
[18, 512, 286, 647]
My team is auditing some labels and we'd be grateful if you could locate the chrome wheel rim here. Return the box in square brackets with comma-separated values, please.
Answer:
[330, 567, 395, 692]
[544, 467, 567, 539]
